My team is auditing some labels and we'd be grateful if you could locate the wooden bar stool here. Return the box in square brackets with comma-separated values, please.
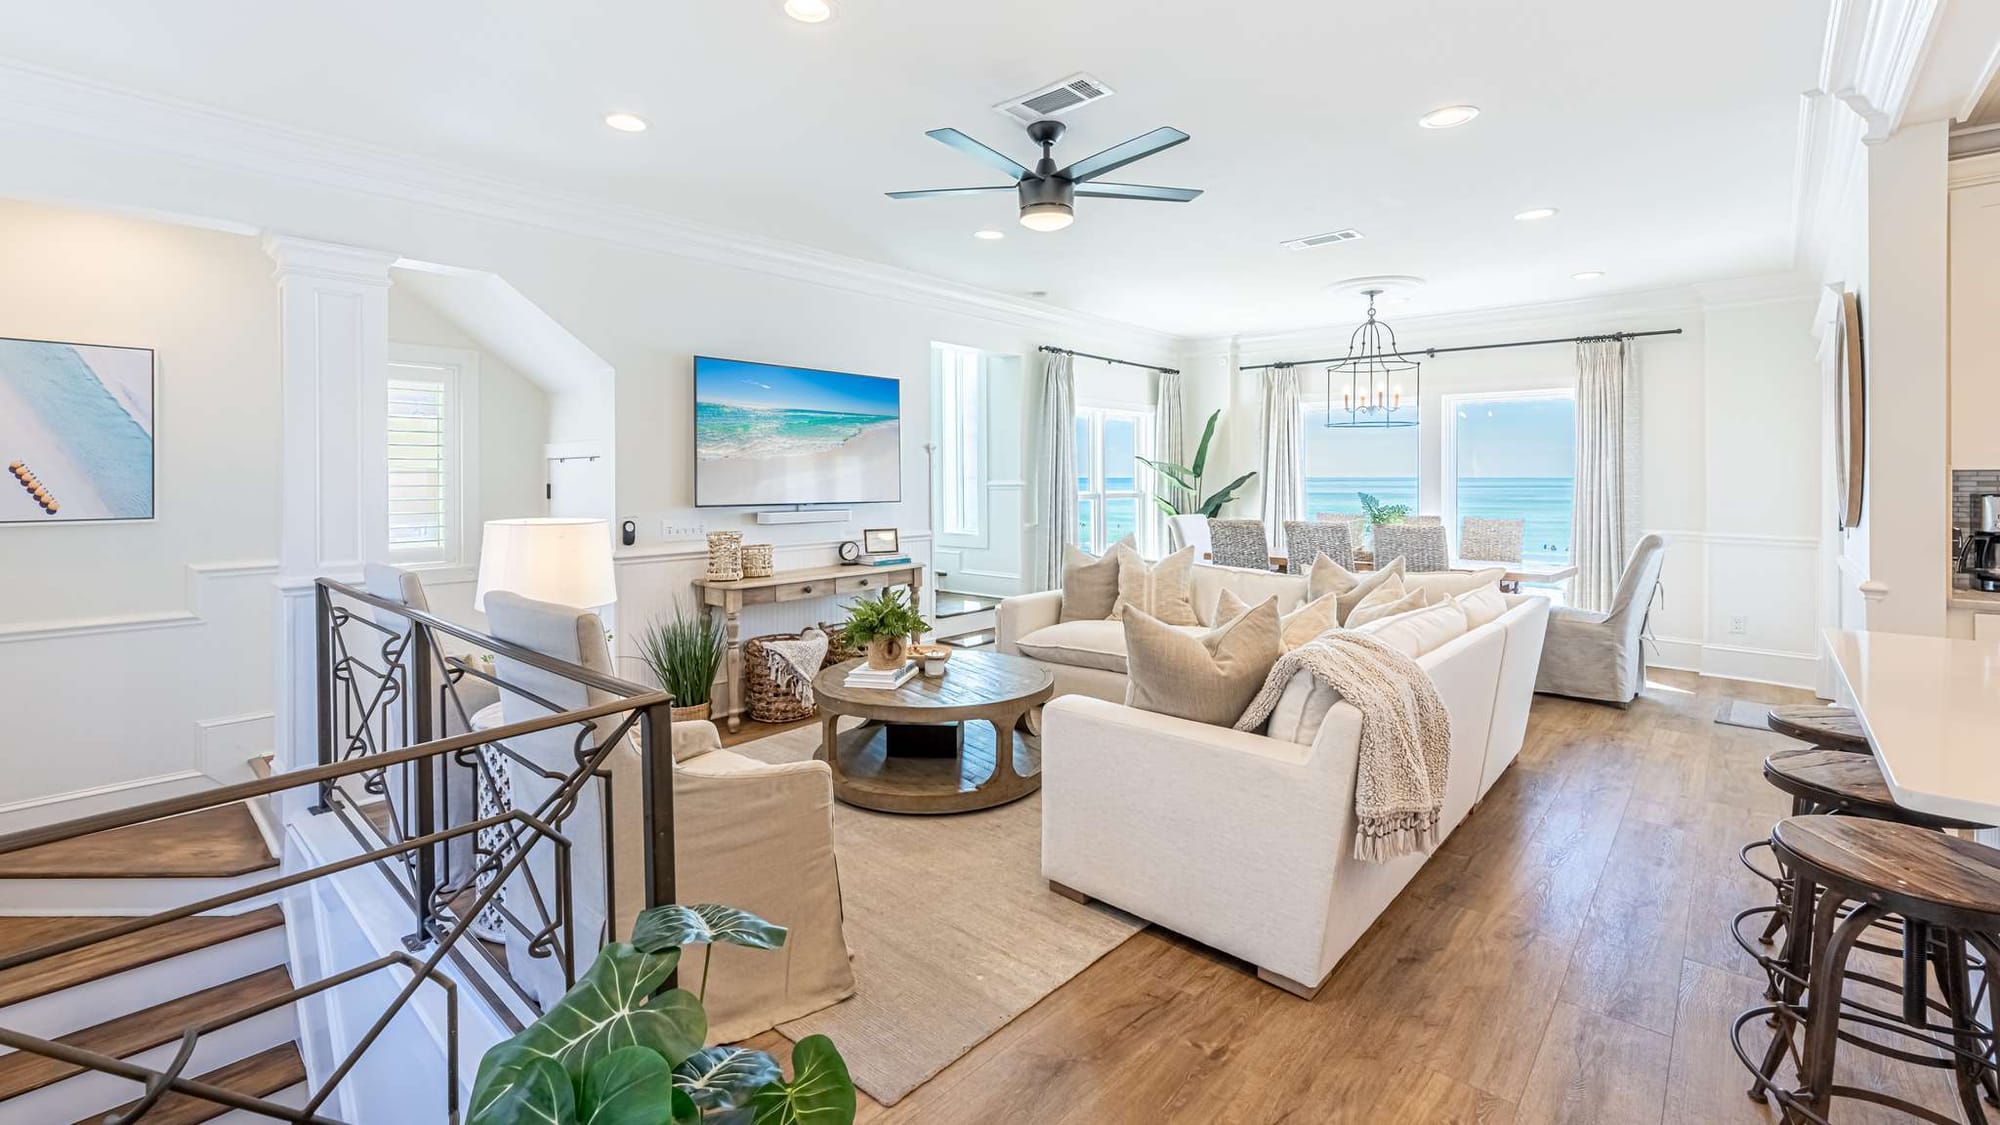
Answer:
[1734, 816, 2000, 1124]
[1766, 704, 1871, 755]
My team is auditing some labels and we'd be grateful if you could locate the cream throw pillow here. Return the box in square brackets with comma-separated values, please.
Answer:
[1357, 600, 1470, 658]
[1059, 536, 1136, 622]
[1123, 599, 1282, 726]
[1403, 567, 1507, 600]
[1345, 581, 1427, 628]
[1215, 586, 1341, 650]
[1112, 546, 1199, 626]
[1306, 554, 1407, 625]
[1456, 585, 1509, 629]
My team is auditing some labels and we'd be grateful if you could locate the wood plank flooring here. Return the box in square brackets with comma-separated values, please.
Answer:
[730, 671, 1976, 1123]
[0, 804, 274, 879]
[0, 907, 284, 1007]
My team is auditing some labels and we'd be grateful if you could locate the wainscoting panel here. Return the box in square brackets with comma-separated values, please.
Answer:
[1642, 530, 1821, 689]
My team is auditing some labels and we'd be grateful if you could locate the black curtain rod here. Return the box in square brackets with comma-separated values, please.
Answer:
[1039, 344, 1179, 375]
[1239, 327, 1683, 372]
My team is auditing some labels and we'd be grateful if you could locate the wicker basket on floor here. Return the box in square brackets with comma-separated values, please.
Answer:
[744, 631, 826, 723]
[818, 621, 862, 668]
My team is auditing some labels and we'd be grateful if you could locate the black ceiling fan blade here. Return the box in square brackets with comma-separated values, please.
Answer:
[1073, 182, 1204, 202]
[925, 128, 1030, 180]
[1058, 127, 1191, 183]
[885, 185, 1018, 200]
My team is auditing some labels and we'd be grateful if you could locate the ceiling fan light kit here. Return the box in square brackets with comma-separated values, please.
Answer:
[888, 117, 1201, 231]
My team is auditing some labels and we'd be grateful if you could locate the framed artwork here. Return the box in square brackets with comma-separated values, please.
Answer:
[1, 336, 156, 524]
[1836, 292, 1865, 530]
[862, 527, 900, 555]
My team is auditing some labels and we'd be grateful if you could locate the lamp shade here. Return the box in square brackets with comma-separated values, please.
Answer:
[474, 518, 618, 612]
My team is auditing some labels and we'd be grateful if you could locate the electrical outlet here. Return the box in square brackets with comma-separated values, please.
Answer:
[661, 521, 707, 539]
[1728, 615, 1749, 636]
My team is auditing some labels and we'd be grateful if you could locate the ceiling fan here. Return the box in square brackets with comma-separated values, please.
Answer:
[887, 119, 1202, 232]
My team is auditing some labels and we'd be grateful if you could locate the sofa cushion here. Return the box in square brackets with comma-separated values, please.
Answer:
[1113, 546, 1199, 625]
[1015, 619, 1133, 673]
[1123, 600, 1281, 726]
[1455, 585, 1509, 629]
[1357, 600, 1470, 658]
[1344, 579, 1425, 628]
[1215, 586, 1340, 650]
[1308, 555, 1406, 624]
[1404, 567, 1507, 599]
[1264, 669, 1343, 745]
[1059, 537, 1136, 622]
[1190, 563, 1309, 624]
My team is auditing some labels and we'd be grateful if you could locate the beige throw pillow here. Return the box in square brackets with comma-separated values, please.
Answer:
[1123, 600, 1282, 726]
[1456, 585, 1509, 629]
[1059, 536, 1136, 622]
[1112, 546, 1199, 626]
[1345, 581, 1427, 628]
[1403, 567, 1507, 600]
[1306, 554, 1407, 625]
[1215, 586, 1341, 651]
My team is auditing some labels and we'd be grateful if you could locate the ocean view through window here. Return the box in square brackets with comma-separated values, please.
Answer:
[1075, 406, 1151, 554]
[1302, 402, 1419, 522]
[1448, 391, 1576, 566]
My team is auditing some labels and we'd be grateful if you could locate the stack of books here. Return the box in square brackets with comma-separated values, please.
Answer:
[845, 661, 918, 689]
[856, 554, 913, 568]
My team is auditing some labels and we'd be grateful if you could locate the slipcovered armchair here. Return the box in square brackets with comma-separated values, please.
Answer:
[1534, 533, 1667, 706]
[483, 591, 853, 1042]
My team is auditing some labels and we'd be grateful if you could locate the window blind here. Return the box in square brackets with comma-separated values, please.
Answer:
[388, 377, 448, 556]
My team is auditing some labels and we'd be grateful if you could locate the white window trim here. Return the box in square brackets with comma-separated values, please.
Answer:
[932, 343, 987, 548]
[386, 343, 481, 571]
[1438, 387, 1573, 557]
[1075, 399, 1156, 557]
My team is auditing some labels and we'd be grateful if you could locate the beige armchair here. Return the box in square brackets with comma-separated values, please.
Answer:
[1534, 534, 1666, 706]
[482, 591, 853, 1042]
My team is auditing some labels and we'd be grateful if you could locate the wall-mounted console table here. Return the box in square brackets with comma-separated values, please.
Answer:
[692, 562, 925, 732]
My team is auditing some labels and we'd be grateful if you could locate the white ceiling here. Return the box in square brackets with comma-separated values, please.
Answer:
[0, 0, 1827, 336]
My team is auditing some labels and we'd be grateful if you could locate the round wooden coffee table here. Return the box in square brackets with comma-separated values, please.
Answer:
[813, 650, 1055, 814]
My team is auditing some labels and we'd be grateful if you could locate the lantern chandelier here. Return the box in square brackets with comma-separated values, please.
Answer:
[1323, 290, 1419, 429]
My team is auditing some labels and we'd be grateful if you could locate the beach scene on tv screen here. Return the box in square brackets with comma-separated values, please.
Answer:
[1, 337, 155, 523]
[695, 358, 900, 506]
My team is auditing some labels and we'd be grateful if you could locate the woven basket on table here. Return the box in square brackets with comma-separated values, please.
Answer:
[744, 631, 825, 723]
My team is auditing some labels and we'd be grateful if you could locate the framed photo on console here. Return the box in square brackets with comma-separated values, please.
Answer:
[862, 528, 900, 555]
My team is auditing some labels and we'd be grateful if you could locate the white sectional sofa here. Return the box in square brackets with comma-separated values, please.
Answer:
[999, 564, 1549, 997]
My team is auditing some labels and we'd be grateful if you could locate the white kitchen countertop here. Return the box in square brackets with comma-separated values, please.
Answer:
[1825, 629, 2000, 826]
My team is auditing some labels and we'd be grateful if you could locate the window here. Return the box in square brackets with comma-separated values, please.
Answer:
[1444, 390, 1576, 567]
[386, 346, 478, 566]
[932, 344, 983, 537]
[1074, 405, 1152, 555]
[1299, 402, 1419, 520]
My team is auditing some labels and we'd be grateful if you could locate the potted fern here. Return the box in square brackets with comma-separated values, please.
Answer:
[841, 588, 929, 671]
[638, 605, 727, 722]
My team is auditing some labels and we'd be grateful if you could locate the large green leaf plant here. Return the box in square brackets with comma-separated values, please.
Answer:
[470, 903, 857, 1125]
[1135, 409, 1257, 518]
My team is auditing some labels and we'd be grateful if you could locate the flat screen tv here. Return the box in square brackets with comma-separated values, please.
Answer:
[693, 356, 901, 507]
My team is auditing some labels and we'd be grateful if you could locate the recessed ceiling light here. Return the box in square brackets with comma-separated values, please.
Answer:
[1572, 270, 1605, 281]
[1514, 207, 1559, 222]
[603, 112, 648, 133]
[784, 0, 831, 22]
[973, 229, 1005, 240]
[1418, 104, 1481, 129]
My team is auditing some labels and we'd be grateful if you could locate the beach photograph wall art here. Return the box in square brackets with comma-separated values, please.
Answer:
[693, 356, 901, 507]
[0, 336, 156, 524]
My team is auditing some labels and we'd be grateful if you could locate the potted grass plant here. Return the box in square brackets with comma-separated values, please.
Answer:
[639, 605, 727, 722]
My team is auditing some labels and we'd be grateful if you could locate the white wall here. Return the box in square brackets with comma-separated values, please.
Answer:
[1184, 279, 1826, 687]
[0, 200, 279, 827]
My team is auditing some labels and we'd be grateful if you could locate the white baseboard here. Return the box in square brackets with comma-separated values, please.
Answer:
[1648, 635, 1820, 690]
[0, 769, 214, 834]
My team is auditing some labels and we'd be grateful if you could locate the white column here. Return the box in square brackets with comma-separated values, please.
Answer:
[265, 236, 397, 775]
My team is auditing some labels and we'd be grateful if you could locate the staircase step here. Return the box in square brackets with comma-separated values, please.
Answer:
[935, 592, 1002, 618]
[941, 631, 995, 649]
[0, 966, 293, 1101]
[0, 805, 274, 880]
[76, 1042, 306, 1125]
[0, 906, 284, 1009]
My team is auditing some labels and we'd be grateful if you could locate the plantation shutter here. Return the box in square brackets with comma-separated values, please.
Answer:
[388, 376, 449, 558]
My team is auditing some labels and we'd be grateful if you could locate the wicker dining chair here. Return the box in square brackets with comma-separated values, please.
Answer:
[1406, 515, 1444, 526]
[1206, 519, 1273, 570]
[1371, 523, 1450, 572]
[1460, 517, 1525, 563]
[1282, 521, 1354, 573]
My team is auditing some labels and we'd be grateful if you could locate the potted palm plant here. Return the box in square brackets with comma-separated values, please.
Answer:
[841, 588, 929, 670]
[1135, 410, 1257, 550]
[638, 605, 727, 722]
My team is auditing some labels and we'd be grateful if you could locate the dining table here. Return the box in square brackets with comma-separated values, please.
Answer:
[1824, 628, 2000, 827]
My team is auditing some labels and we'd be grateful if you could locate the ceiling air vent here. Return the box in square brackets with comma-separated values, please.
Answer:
[1281, 229, 1365, 251]
[994, 74, 1115, 124]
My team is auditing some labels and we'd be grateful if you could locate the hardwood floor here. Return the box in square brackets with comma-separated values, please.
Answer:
[739, 671, 1974, 1123]
[0, 804, 274, 879]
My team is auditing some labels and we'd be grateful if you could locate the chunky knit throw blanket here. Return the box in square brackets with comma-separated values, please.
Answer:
[1234, 631, 1453, 862]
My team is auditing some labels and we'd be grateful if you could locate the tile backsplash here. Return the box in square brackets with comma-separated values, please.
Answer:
[1953, 468, 2000, 588]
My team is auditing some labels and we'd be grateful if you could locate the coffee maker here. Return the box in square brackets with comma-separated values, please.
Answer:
[1961, 493, 2000, 592]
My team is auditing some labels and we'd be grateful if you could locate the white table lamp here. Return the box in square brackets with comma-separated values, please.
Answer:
[474, 518, 618, 612]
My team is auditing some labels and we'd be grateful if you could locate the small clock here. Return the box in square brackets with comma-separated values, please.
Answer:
[838, 540, 862, 564]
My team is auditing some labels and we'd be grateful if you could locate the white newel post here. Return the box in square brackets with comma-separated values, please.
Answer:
[265, 236, 397, 783]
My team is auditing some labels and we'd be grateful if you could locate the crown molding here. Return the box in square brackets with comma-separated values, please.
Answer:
[1948, 149, 2000, 187]
[1690, 271, 1822, 307]
[1819, 0, 1944, 143]
[0, 57, 1175, 355]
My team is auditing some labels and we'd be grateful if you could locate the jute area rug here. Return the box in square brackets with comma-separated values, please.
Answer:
[730, 723, 1144, 1106]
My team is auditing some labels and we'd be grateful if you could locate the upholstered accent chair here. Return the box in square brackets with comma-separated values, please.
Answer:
[1371, 523, 1450, 573]
[1167, 514, 1213, 561]
[1460, 517, 1526, 563]
[1206, 519, 1273, 570]
[1282, 520, 1354, 573]
[1534, 533, 1667, 706]
[483, 591, 854, 1040]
